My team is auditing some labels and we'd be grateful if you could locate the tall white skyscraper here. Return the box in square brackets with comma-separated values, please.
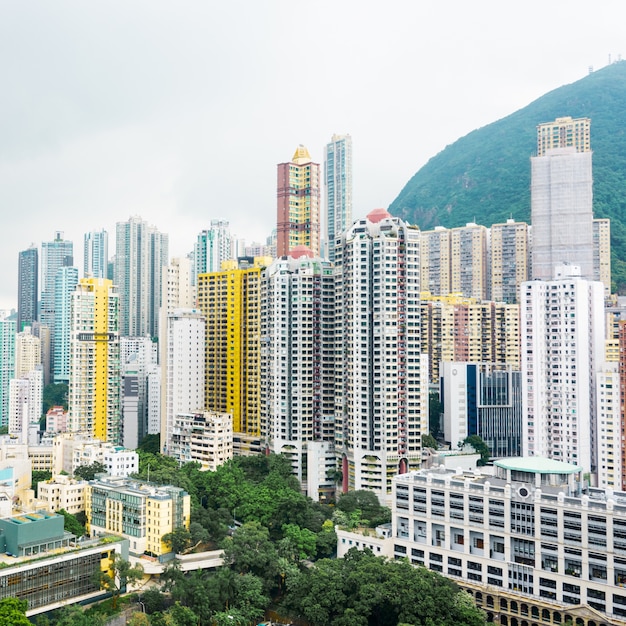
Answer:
[162, 309, 205, 455]
[0, 316, 16, 427]
[41, 232, 73, 378]
[335, 209, 428, 501]
[194, 221, 234, 284]
[53, 266, 79, 384]
[324, 134, 352, 262]
[531, 117, 594, 281]
[84, 229, 109, 279]
[521, 265, 605, 476]
[9, 368, 43, 445]
[262, 248, 336, 500]
[15, 327, 41, 379]
[114, 216, 169, 338]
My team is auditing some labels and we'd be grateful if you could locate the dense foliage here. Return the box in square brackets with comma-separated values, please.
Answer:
[389, 60, 626, 292]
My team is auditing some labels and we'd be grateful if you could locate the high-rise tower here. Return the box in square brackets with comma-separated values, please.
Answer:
[262, 248, 336, 500]
[41, 232, 73, 377]
[521, 265, 605, 476]
[194, 221, 234, 284]
[0, 316, 16, 427]
[531, 116, 594, 280]
[114, 216, 169, 338]
[197, 258, 270, 450]
[17, 246, 38, 332]
[324, 134, 352, 262]
[53, 266, 79, 384]
[335, 209, 428, 500]
[490, 219, 529, 304]
[68, 278, 121, 443]
[277, 146, 321, 257]
[84, 229, 109, 279]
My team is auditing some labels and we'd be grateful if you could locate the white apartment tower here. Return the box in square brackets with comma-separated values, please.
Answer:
[335, 209, 428, 501]
[15, 327, 41, 378]
[531, 117, 594, 281]
[162, 309, 205, 455]
[262, 249, 336, 500]
[84, 229, 109, 279]
[521, 265, 605, 477]
[114, 216, 169, 338]
[324, 134, 352, 262]
[9, 368, 43, 445]
[194, 221, 234, 284]
[53, 266, 79, 384]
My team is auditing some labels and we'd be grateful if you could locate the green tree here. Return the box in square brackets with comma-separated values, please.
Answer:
[31, 470, 52, 496]
[162, 602, 199, 626]
[97, 553, 144, 609]
[222, 520, 278, 589]
[429, 391, 443, 437]
[42, 383, 68, 414]
[0, 597, 30, 626]
[336, 490, 390, 527]
[316, 518, 338, 558]
[58, 508, 87, 536]
[462, 435, 490, 466]
[74, 461, 107, 481]
[53, 605, 105, 626]
[138, 433, 161, 454]
[281, 523, 317, 560]
[422, 432, 438, 450]
[163, 526, 192, 554]
[139, 588, 167, 614]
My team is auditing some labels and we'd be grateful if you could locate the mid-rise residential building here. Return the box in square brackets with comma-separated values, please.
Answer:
[389, 458, 626, 625]
[450, 223, 489, 300]
[170, 411, 233, 471]
[17, 245, 38, 332]
[194, 221, 234, 284]
[521, 265, 605, 477]
[324, 133, 352, 262]
[277, 145, 321, 257]
[161, 309, 205, 455]
[37, 475, 88, 514]
[114, 215, 168, 338]
[440, 362, 522, 458]
[0, 316, 16, 427]
[262, 249, 336, 499]
[68, 278, 121, 444]
[197, 258, 270, 452]
[531, 117, 594, 281]
[490, 219, 529, 304]
[86, 476, 190, 557]
[31, 322, 51, 386]
[46, 406, 68, 433]
[83, 229, 109, 279]
[53, 265, 79, 384]
[15, 326, 41, 378]
[335, 209, 428, 500]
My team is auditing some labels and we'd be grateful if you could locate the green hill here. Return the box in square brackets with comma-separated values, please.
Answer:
[388, 61, 626, 292]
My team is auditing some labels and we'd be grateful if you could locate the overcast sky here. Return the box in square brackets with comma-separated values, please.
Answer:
[0, 1, 624, 310]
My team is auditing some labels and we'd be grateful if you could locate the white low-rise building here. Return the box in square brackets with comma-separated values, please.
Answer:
[37, 475, 88, 515]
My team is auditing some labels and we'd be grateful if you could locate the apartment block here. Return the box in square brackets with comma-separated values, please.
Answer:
[490, 219, 529, 304]
[450, 223, 489, 300]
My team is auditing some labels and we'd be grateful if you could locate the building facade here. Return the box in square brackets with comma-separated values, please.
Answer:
[162, 309, 205, 454]
[277, 145, 321, 257]
[389, 458, 626, 625]
[490, 219, 529, 304]
[53, 265, 79, 384]
[84, 229, 109, 279]
[521, 265, 605, 477]
[114, 215, 168, 338]
[531, 117, 594, 281]
[17, 245, 38, 332]
[324, 134, 352, 262]
[0, 317, 16, 427]
[194, 221, 234, 283]
[68, 278, 121, 444]
[335, 209, 428, 500]
[262, 249, 336, 499]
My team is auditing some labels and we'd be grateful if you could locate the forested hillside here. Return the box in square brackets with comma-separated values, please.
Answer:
[389, 61, 626, 291]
